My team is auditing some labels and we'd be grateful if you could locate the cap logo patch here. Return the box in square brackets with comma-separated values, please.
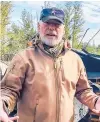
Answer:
[52, 10, 56, 15]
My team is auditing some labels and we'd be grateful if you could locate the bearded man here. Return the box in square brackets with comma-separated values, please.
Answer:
[0, 7, 100, 122]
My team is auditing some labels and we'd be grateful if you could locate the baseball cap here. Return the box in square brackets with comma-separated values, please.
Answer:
[40, 8, 65, 24]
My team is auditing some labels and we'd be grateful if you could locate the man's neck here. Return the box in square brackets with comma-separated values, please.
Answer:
[42, 41, 64, 58]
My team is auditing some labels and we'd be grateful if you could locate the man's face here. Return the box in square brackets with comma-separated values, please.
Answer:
[38, 21, 65, 46]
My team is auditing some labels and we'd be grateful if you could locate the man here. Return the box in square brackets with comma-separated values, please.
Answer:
[0, 7, 100, 122]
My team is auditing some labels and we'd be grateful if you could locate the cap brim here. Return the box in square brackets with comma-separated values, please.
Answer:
[41, 16, 64, 24]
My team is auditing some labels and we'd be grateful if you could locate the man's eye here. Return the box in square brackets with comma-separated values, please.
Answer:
[45, 22, 60, 27]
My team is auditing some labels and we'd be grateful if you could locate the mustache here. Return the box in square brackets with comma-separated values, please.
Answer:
[46, 31, 57, 36]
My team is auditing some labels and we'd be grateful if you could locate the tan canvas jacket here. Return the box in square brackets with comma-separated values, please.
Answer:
[1, 43, 98, 122]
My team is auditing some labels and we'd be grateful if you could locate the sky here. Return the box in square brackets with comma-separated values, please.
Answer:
[9, 1, 100, 46]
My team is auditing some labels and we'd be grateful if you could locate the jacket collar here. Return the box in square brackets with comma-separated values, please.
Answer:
[31, 33, 71, 58]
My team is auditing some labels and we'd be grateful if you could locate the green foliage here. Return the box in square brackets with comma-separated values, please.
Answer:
[0, 1, 12, 40]
[7, 9, 36, 55]
[80, 42, 100, 55]
[96, 49, 100, 55]
[63, 2, 73, 39]
[0, 1, 13, 60]
[87, 46, 100, 55]
[63, 2, 84, 48]
[72, 2, 84, 47]
[1, 8, 36, 61]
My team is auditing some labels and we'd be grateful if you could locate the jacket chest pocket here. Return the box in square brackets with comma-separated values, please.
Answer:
[61, 66, 80, 85]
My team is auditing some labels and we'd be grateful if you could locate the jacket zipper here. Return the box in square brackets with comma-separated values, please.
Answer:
[60, 58, 65, 81]
[33, 102, 38, 122]
[54, 58, 62, 122]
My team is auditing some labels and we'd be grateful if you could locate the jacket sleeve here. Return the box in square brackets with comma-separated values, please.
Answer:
[0, 54, 27, 113]
[75, 56, 99, 110]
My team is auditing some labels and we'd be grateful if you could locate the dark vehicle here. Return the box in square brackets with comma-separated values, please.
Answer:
[73, 49, 100, 82]
[73, 49, 100, 122]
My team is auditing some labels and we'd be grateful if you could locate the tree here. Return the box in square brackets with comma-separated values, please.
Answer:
[63, 2, 73, 40]
[0, 1, 12, 40]
[97, 45, 100, 49]
[0, 1, 12, 60]
[63, 2, 84, 48]
[7, 9, 36, 56]
[72, 2, 84, 48]
[42, 1, 51, 9]
[20, 9, 36, 42]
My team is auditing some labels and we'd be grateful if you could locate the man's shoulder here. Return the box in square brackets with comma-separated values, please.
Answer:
[64, 48, 84, 65]
[13, 47, 36, 60]
[65, 49, 81, 59]
[19, 46, 36, 54]
[64, 49, 84, 68]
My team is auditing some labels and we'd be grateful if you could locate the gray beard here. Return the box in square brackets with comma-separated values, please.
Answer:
[42, 40, 64, 58]
[41, 39, 62, 47]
